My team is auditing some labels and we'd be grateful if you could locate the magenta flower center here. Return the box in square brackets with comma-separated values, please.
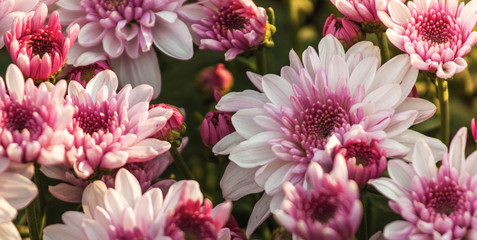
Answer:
[1, 102, 41, 137]
[97, 0, 127, 11]
[213, 0, 254, 36]
[413, 10, 456, 45]
[74, 105, 115, 135]
[341, 139, 383, 166]
[21, 27, 62, 58]
[291, 187, 339, 224]
[165, 199, 217, 240]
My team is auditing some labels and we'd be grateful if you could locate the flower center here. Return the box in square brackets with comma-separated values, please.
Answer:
[26, 28, 60, 57]
[341, 139, 383, 167]
[74, 105, 113, 135]
[218, 7, 249, 31]
[425, 179, 464, 215]
[98, 0, 127, 11]
[311, 193, 339, 223]
[213, 0, 255, 36]
[0, 101, 41, 137]
[415, 10, 456, 44]
[165, 199, 217, 240]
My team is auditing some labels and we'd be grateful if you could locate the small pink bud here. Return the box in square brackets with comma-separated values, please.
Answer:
[67, 61, 110, 87]
[472, 118, 477, 142]
[323, 14, 363, 48]
[201, 110, 235, 149]
[151, 104, 185, 142]
[196, 64, 234, 99]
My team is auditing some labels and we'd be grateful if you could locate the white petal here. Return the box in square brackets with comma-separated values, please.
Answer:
[216, 90, 268, 112]
[387, 159, 414, 190]
[86, 70, 118, 101]
[229, 132, 281, 168]
[388, 0, 411, 25]
[115, 169, 142, 207]
[261, 74, 293, 107]
[152, 18, 193, 60]
[220, 163, 263, 201]
[48, 183, 84, 203]
[0, 222, 21, 240]
[232, 108, 265, 139]
[0, 173, 37, 209]
[363, 84, 402, 111]
[395, 97, 436, 124]
[318, 35, 345, 71]
[5, 64, 24, 101]
[448, 127, 467, 174]
[412, 139, 437, 179]
[394, 130, 447, 162]
[368, 178, 410, 201]
[383, 220, 414, 239]
[348, 57, 378, 94]
[212, 132, 245, 155]
[162, 181, 202, 214]
[82, 181, 107, 218]
[246, 194, 272, 237]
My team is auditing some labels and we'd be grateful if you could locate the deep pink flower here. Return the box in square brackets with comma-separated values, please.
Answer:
[4, 3, 79, 81]
[213, 35, 444, 236]
[0, 64, 73, 165]
[274, 156, 362, 240]
[56, 0, 194, 98]
[184, 0, 268, 61]
[0, 0, 41, 49]
[65, 70, 172, 179]
[150, 104, 185, 142]
[323, 14, 364, 48]
[197, 63, 234, 98]
[378, 0, 477, 78]
[43, 169, 232, 240]
[66, 60, 110, 87]
[201, 110, 235, 149]
[370, 128, 477, 239]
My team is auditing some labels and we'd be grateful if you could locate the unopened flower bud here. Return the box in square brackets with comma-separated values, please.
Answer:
[151, 104, 185, 144]
[201, 110, 235, 149]
[323, 14, 363, 48]
[196, 64, 234, 99]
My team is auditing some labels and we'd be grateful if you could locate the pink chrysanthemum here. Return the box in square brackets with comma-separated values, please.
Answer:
[0, 0, 39, 49]
[43, 169, 232, 240]
[55, 0, 194, 97]
[378, 0, 477, 78]
[0, 64, 73, 165]
[275, 157, 362, 240]
[183, 0, 268, 61]
[370, 127, 477, 239]
[65, 70, 172, 179]
[0, 162, 37, 240]
[213, 35, 444, 236]
[4, 3, 79, 81]
[323, 14, 364, 48]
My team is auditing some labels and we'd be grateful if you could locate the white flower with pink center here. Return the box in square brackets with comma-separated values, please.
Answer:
[370, 127, 477, 239]
[378, 0, 477, 78]
[274, 156, 362, 240]
[65, 70, 172, 179]
[55, 0, 194, 97]
[0, 64, 73, 165]
[43, 169, 232, 240]
[213, 35, 445, 236]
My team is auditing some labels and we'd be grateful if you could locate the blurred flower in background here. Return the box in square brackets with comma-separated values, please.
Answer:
[196, 63, 234, 100]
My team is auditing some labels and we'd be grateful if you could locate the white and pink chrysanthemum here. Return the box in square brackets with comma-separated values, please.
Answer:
[275, 157, 362, 240]
[0, 64, 73, 165]
[370, 127, 477, 239]
[0, 0, 40, 49]
[213, 35, 444, 236]
[378, 0, 477, 78]
[4, 3, 79, 81]
[0, 162, 37, 240]
[64, 70, 172, 179]
[55, 0, 194, 98]
[43, 168, 232, 240]
[183, 0, 268, 61]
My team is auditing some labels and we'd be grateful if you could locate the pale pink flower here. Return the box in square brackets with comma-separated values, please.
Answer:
[201, 110, 235, 149]
[275, 156, 362, 240]
[213, 35, 444, 236]
[43, 169, 232, 240]
[370, 127, 477, 239]
[56, 0, 194, 98]
[0, 64, 73, 165]
[330, 0, 398, 23]
[0, 162, 37, 240]
[323, 14, 364, 48]
[4, 3, 79, 81]
[0, 0, 39, 49]
[65, 70, 172, 179]
[66, 60, 111, 87]
[378, 0, 477, 78]
[183, 0, 268, 61]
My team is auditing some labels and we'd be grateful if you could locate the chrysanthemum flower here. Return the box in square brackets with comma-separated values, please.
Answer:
[4, 3, 79, 81]
[183, 0, 268, 61]
[370, 127, 477, 239]
[43, 169, 232, 239]
[378, 0, 477, 78]
[55, 0, 194, 97]
[275, 156, 362, 240]
[0, 0, 39, 49]
[0, 64, 73, 165]
[65, 70, 172, 179]
[323, 14, 364, 48]
[0, 162, 37, 240]
[213, 35, 444, 236]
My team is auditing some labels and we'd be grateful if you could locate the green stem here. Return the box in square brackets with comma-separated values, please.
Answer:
[357, 190, 368, 240]
[437, 77, 450, 145]
[256, 47, 267, 75]
[286, 0, 298, 50]
[375, 31, 390, 62]
[26, 164, 45, 240]
[170, 145, 195, 180]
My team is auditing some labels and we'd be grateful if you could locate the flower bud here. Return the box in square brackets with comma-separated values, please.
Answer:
[201, 110, 235, 149]
[196, 64, 234, 99]
[323, 14, 363, 48]
[151, 104, 185, 144]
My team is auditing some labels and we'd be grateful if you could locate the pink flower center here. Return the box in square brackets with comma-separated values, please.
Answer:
[23, 27, 61, 57]
[340, 139, 384, 167]
[213, 0, 255, 36]
[413, 9, 456, 45]
[1, 102, 41, 138]
[165, 199, 217, 240]
[292, 186, 339, 223]
[74, 104, 115, 135]
[97, 0, 127, 11]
